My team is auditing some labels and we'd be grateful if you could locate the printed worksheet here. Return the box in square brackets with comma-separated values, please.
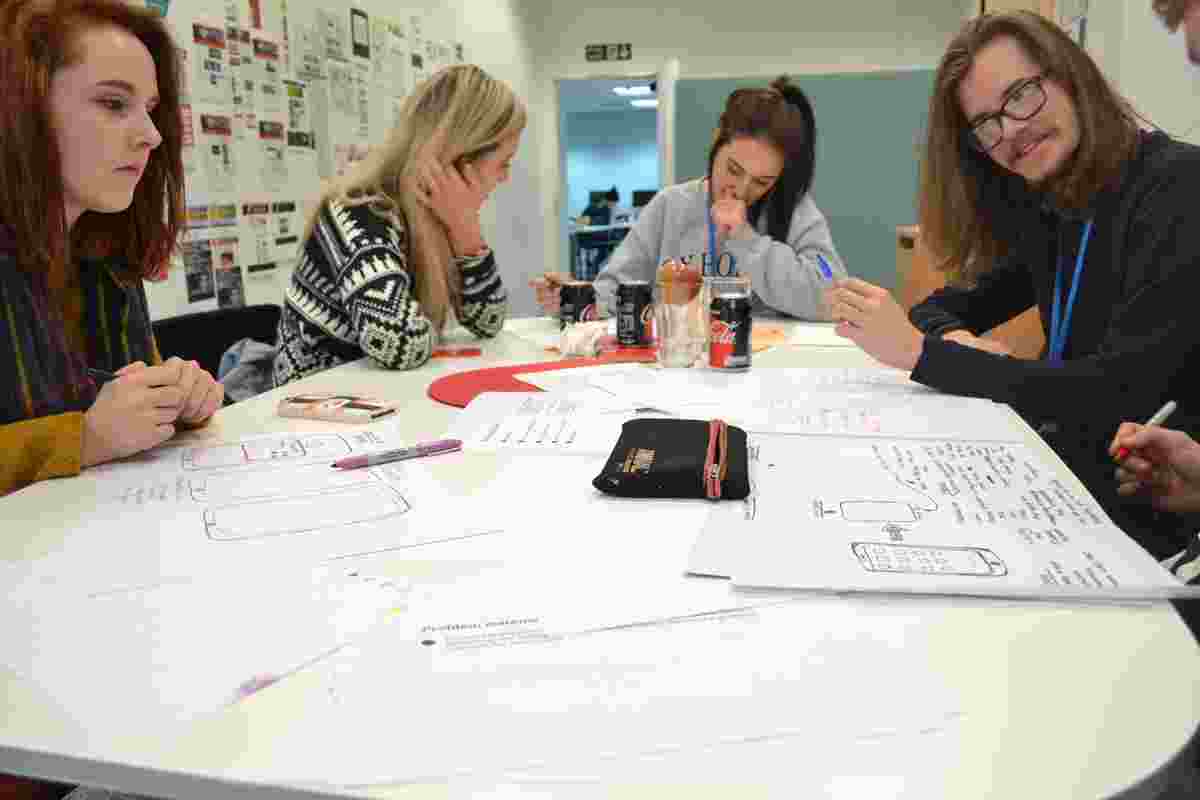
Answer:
[697, 433, 1180, 600]
[239, 579, 962, 787]
[24, 429, 495, 595]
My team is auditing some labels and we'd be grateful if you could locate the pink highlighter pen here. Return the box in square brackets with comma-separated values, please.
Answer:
[332, 438, 462, 470]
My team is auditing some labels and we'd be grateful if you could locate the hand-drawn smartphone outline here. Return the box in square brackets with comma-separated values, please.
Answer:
[851, 542, 1008, 577]
[181, 434, 352, 470]
[203, 483, 411, 541]
[189, 462, 380, 504]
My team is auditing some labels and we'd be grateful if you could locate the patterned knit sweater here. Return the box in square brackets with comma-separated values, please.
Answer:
[273, 199, 507, 385]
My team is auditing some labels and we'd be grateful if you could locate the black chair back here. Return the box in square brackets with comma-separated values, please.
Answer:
[152, 304, 281, 378]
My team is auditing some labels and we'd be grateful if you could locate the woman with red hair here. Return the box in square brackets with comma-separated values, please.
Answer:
[0, 0, 222, 499]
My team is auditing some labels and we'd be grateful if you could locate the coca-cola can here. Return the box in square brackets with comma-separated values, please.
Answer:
[616, 280, 653, 347]
[559, 281, 597, 329]
[709, 293, 752, 370]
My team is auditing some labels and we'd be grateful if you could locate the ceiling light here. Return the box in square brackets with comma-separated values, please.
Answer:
[630, 98, 658, 108]
[613, 85, 654, 97]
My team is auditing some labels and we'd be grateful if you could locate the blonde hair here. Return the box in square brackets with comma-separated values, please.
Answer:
[918, 12, 1139, 281]
[306, 64, 525, 329]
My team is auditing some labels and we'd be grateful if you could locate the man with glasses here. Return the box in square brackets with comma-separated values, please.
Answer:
[825, 10, 1200, 564]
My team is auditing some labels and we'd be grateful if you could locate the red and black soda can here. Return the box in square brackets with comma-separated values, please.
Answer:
[709, 293, 752, 370]
[616, 280, 653, 347]
[559, 281, 598, 329]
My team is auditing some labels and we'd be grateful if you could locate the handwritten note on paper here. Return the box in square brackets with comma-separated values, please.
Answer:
[702, 433, 1178, 599]
[449, 392, 629, 456]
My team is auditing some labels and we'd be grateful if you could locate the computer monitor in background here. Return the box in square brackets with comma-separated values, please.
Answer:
[632, 190, 656, 208]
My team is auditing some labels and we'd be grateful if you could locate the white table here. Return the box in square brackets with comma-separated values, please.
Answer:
[1, 319, 1197, 799]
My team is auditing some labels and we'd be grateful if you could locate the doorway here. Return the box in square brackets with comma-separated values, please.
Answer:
[556, 76, 660, 278]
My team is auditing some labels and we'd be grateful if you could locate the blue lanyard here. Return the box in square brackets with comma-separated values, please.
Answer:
[707, 184, 717, 276]
[1048, 219, 1094, 364]
[705, 183, 737, 277]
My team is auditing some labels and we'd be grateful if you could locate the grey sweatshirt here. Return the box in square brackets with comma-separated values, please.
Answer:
[592, 179, 848, 319]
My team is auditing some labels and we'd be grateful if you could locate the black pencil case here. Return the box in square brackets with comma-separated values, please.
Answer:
[592, 418, 750, 500]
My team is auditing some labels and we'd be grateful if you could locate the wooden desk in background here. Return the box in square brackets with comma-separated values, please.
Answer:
[896, 224, 1045, 360]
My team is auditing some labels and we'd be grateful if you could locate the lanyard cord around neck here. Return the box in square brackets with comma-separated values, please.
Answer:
[1048, 219, 1094, 364]
[706, 182, 717, 276]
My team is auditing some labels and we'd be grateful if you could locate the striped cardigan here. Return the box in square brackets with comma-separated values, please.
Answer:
[0, 248, 158, 494]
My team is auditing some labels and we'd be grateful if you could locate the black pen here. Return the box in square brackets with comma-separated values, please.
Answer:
[86, 367, 119, 383]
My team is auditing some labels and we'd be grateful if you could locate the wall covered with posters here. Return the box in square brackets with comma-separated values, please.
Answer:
[141, 0, 546, 320]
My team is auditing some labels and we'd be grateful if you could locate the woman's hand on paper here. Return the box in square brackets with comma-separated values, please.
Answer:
[826, 278, 924, 370]
[415, 158, 487, 256]
[942, 329, 1014, 357]
[82, 361, 185, 467]
[1111, 423, 1200, 512]
[530, 271, 570, 315]
[166, 357, 224, 424]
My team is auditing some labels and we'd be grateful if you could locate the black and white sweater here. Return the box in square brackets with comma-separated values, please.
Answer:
[273, 199, 506, 385]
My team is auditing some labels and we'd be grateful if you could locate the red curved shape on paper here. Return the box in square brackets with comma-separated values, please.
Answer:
[427, 351, 657, 408]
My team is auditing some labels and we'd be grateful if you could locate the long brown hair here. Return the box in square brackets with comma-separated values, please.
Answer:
[308, 64, 525, 330]
[918, 11, 1140, 280]
[0, 0, 185, 289]
[707, 76, 817, 244]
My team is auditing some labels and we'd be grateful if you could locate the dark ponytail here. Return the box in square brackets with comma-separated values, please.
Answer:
[707, 75, 818, 243]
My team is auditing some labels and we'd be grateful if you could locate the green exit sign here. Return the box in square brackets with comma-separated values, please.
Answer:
[585, 43, 632, 62]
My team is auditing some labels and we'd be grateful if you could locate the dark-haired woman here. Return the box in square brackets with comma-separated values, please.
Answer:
[533, 77, 846, 319]
[826, 11, 1200, 560]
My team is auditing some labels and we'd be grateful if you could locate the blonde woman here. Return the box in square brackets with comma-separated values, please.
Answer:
[274, 64, 523, 384]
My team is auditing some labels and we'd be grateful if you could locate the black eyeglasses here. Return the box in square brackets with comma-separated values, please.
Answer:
[967, 75, 1049, 153]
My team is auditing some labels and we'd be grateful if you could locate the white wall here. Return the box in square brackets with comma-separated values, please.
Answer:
[518, 0, 976, 281]
[1106, 4, 1200, 145]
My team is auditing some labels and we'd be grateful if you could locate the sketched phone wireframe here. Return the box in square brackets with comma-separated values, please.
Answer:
[182, 434, 352, 470]
[851, 542, 1007, 577]
[204, 483, 412, 541]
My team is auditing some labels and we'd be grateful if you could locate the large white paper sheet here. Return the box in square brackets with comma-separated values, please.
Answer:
[20, 428, 495, 594]
[584, 366, 935, 413]
[716, 433, 1180, 600]
[235, 590, 963, 787]
[0, 565, 406, 730]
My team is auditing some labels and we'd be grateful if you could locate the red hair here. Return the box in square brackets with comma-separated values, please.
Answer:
[0, 0, 184, 288]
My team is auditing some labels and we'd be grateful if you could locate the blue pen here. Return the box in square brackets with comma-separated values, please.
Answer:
[816, 253, 834, 281]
